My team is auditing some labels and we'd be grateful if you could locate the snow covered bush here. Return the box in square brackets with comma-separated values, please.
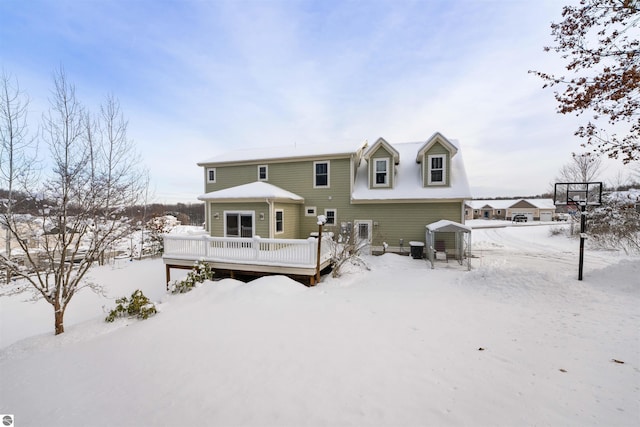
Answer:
[329, 224, 370, 278]
[146, 215, 180, 254]
[588, 189, 640, 254]
[105, 289, 157, 322]
[548, 226, 566, 237]
[168, 260, 213, 294]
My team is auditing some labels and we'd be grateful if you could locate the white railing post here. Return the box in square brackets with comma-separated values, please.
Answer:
[307, 237, 316, 265]
[203, 235, 209, 259]
[253, 236, 260, 261]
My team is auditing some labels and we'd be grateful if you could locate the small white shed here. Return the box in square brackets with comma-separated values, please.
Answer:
[425, 220, 472, 270]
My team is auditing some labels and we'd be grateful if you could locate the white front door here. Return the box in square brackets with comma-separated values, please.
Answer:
[354, 220, 372, 255]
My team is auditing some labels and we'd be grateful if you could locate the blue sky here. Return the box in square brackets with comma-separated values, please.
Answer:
[0, 0, 630, 203]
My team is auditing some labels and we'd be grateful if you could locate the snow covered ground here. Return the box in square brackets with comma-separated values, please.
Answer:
[1, 221, 638, 426]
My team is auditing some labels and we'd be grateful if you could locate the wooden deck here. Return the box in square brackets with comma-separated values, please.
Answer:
[162, 234, 333, 286]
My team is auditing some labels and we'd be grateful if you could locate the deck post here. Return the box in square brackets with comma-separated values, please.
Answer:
[315, 215, 327, 285]
[165, 264, 171, 290]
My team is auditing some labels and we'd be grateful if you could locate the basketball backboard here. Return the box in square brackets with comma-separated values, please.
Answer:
[554, 182, 602, 207]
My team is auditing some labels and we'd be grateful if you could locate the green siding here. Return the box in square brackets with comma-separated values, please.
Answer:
[274, 202, 301, 239]
[326, 201, 463, 248]
[205, 158, 352, 196]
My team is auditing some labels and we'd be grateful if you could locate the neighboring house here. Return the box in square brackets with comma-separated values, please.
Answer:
[465, 199, 556, 221]
[197, 132, 472, 254]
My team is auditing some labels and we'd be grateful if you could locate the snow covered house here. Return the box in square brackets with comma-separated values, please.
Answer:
[195, 132, 471, 253]
[465, 199, 557, 221]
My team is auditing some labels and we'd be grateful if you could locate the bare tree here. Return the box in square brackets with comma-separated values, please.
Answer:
[555, 152, 604, 183]
[0, 68, 146, 335]
[531, 0, 639, 163]
[0, 70, 38, 283]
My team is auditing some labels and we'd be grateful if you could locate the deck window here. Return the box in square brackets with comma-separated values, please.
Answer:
[374, 158, 389, 186]
[206, 167, 216, 183]
[325, 209, 336, 226]
[275, 210, 284, 233]
[314, 161, 329, 188]
[428, 155, 446, 185]
[225, 212, 254, 237]
[258, 165, 268, 181]
[305, 206, 316, 216]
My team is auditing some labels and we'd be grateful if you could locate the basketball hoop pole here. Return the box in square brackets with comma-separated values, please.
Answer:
[578, 202, 586, 281]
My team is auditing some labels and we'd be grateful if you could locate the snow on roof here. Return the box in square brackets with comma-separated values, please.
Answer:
[466, 199, 516, 210]
[426, 219, 471, 232]
[351, 140, 472, 201]
[198, 140, 366, 165]
[523, 199, 556, 209]
[198, 181, 304, 202]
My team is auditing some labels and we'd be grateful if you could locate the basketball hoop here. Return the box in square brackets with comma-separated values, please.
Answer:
[553, 182, 603, 281]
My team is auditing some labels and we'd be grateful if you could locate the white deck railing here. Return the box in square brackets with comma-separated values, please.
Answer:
[162, 234, 333, 268]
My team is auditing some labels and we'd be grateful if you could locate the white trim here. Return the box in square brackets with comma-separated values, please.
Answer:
[372, 158, 390, 187]
[427, 154, 446, 185]
[305, 206, 317, 216]
[206, 167, 217, 183]
[313, 160, 330, 188]
[275, 209, 284, 234]
[324, 208, 337, 226]
[258, 165, 268, 181]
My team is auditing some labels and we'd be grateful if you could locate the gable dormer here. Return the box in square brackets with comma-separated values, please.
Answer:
[416, 132, 458, 187]
[363, 137, 400, 189]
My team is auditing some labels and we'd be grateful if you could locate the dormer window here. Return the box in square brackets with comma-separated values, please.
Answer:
[428, 154, 446, 185]
[374, 158, 389, 186]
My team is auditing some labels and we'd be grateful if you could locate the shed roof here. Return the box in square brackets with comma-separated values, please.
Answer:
[426, 219, 471, 233]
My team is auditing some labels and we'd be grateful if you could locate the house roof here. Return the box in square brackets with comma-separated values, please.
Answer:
[198, 181, 304, 203]
[352, 139, 471, 202]
[363, 137, 400, 164]
[466, 198, 556, 210]
[416, 132, 458, 162]
[198, 140, 367, 166]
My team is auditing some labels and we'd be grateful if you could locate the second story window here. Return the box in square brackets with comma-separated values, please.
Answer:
[207, 167, 216, 183]
[258, 165, 268, 181]
[428, 155, 445, 185]
[314, 161, 329, 188]
[374, 158, 389, 186]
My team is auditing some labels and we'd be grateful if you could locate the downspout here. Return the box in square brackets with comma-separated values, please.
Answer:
[267, 198, 273, 238]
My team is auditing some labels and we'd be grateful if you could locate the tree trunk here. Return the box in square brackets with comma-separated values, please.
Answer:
[54, 304, 65, 335]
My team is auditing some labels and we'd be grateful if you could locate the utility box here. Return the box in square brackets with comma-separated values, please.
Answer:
[409, 241, 424, 259]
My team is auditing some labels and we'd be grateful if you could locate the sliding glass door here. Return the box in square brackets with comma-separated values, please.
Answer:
[225, 212, 254, 237]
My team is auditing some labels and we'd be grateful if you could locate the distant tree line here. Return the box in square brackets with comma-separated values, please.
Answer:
[0, 189, 204, 226]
